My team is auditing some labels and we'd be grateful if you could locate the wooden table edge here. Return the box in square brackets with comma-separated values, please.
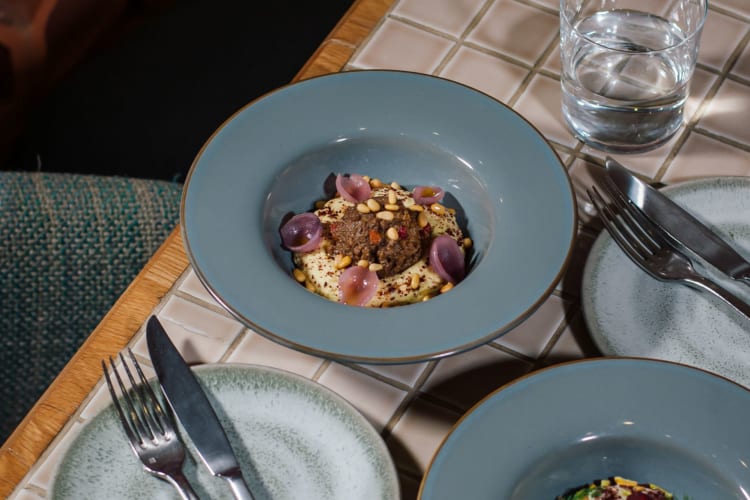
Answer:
[0, 0, 394, 494]
[0, 229, 189, 493]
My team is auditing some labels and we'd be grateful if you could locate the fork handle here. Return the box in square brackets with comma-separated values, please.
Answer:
[167, 471, 201, 500]
[686, 275, 750, 321]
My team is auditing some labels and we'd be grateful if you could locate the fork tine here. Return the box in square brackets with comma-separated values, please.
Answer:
[588, 186, 651, 264]
[127, 348, 168, 436]
[103, 351, 200, 499]
[103, 358, 139, 446]
[119, 351, 164, 441]
[600, 176, 668, 252]
[113, 353, 153, 443]
[598, 181, 658, 255]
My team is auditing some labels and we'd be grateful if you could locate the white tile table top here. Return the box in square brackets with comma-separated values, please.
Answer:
[11, 0, 750, 498]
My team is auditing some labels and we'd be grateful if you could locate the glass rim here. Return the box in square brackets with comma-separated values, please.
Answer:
[561, 3, 708, 53]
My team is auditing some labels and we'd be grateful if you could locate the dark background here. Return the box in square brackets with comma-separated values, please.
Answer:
[4, 0, 355, 182]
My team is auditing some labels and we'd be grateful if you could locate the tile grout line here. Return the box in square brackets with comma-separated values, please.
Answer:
[655, 27, 750, 180]
[379, 360, 441, 438]
[15, 1, 750, 497]
[432, 0, 496, 75]
[667, 15, 750, 165]
[343, 0, 396, 69]
[710, 3, 750, 23]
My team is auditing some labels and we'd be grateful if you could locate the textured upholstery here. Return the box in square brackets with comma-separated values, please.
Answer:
[0, 171, 182, 442]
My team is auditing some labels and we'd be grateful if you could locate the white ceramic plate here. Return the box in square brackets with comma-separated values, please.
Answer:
[582, 177, 750, 387]
[50, 364, 399, 500]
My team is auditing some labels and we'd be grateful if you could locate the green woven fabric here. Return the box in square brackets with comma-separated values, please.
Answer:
[0, 171, 182, 442]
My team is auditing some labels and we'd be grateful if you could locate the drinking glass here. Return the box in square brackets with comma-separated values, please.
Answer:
[559, 0, 707, 153]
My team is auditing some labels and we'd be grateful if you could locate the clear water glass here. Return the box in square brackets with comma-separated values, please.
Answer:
[559, 0, 707, 153]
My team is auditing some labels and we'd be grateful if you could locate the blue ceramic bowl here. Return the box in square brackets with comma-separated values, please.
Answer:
[181, 70, 576, 363]
[420, 358, 750, 499]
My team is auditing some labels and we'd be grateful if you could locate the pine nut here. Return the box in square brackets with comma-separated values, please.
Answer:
[376, 210, 394, 221]
[440, 282, 454, 293]
[431, 203, 446, 215]
[390, 181, 402, 190]
[293, 268, 306, 282]
[417, 211, 428, 228]
[386, 227, 399, 240]
[305, 281, 316, 292]
[362, 175, 371, 182]
[402, 197, 415, 207]
[357, 259, 369, 268]
[388, 190, 398, 205]
[447, 207, 456, 215]
[335, 255, 352, 269]
[356, 203, 371, 214]
[370, 178, 383, 188]
[407, 204, 424, 212]
[410, 274, 420, 289]
[463, 237, 473, 249]
[366, 198, 381, 212]
[385, 203, 400, 211]
[369, 263, 383, 272]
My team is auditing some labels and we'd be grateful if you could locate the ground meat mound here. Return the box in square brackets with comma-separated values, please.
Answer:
[326, 198, 430, 278]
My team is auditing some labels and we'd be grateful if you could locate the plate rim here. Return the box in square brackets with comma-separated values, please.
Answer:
[417, 356, 750, 499]
[581, 175, 750, 374]
[180, 69, 578, 363]
[50, 362, 400, 499]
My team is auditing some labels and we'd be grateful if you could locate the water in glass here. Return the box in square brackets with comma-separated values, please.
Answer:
[561, 7, 703, 152]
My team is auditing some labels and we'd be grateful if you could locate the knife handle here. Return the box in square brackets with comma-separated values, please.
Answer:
[686, 274, 750, 321]
[225, 474, 256, 500]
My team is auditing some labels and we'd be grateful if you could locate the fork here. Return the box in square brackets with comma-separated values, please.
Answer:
[103, 349, 200, 500]
[588, 180, 750, 321]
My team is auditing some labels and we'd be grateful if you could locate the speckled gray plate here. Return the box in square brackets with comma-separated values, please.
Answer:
[582, 177, 750, 387]
[50, 364, 399, 500]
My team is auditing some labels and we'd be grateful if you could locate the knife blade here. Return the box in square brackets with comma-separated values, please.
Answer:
[146, 316, 255, 500]
[605, 157, 750, 285]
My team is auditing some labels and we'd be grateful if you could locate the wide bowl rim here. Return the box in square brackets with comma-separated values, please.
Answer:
[418, 356, 750, 499]
[180, 69, 577, 363]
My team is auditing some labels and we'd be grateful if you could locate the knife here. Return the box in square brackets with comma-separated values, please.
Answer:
[146, 316, 255, 500]
[605, 157, 750, 285]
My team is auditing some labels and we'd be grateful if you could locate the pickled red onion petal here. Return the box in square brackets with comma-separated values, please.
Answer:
[280, 213, 323, 253]
[336, 174, 371, 203]
[429, 234, 465, 284]
[338, 266, 379, 306]
[413, 185, 445, 205]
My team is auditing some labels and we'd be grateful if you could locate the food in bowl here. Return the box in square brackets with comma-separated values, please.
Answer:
[557, 476, 675, 499]
[280, 173, 471, 307]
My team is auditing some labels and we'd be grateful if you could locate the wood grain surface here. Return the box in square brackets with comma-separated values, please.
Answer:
[0, 0, 394, 494]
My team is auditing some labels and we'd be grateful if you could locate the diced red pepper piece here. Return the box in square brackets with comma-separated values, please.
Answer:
[369, 229, 382, 245]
